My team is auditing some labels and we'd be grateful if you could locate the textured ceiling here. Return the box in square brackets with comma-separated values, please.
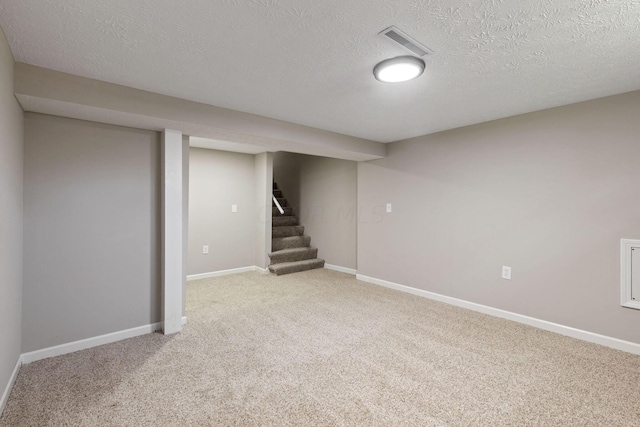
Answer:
[1, 0, 639, 143]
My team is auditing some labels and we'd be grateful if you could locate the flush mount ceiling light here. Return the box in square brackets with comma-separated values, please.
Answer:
[373, 56, 425, 83]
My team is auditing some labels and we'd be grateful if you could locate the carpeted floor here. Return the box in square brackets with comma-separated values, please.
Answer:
[2, 269, 640, 426]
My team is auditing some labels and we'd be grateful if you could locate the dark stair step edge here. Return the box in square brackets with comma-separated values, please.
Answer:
[268, 258, 326, 276]
[272, 225, 305, 238]
[272, 206, 293, 216]
[273, 189, 283, 198]
[272, 235, 311, 251]
[268, 247, 318, 264]
[272, 216, 299, 227]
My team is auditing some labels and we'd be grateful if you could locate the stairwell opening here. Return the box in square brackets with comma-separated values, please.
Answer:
[268, 182, 325, 275]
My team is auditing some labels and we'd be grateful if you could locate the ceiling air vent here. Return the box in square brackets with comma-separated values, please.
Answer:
[379, 26, 433, 57]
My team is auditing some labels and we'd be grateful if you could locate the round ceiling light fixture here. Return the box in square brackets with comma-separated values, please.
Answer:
[373, 56, 425, 83]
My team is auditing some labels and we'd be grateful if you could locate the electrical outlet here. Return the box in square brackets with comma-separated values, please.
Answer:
[203, 245, 209, 254]
[501, 266, 512, 280]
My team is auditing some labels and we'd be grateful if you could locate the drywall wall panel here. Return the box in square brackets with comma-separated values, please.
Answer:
[23, 113, 160, 352]
[161, 129, 183, 335]
[188, 148, 256, 275]
[0, 25, 23, 408]
[254, 152, 273, 270]
[358, 90, 640, 344]
[274, 152, 357, 270]
[182, 135, 189, 314]
[14, 63, 386, 162]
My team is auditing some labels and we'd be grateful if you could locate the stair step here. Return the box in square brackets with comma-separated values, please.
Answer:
[272, 216, 298, 227]
[272, 206, 293, 216]
[269, 258, 326, 276]
[272, 235, 311, 251]
[268, 247, 318, 264]
[273, 189, 283, 198]
[272, 197, 287, 207]
[272, 225, 305, 238]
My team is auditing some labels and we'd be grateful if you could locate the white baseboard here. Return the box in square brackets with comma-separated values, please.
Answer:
[356, 274, 640, 356]
[7, 316, 189, 408]
[21, 322, 162, 364]
[325, 264, 357, 275]
[0, 356, 21, 416]
[21, 315, 188, 366]
[187, 266, 265, 281]
[254, 266, 270, 275]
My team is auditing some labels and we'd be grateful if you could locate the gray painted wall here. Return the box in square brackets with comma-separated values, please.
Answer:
[274, 152, 357, 270]
[23, 113, 161, 352]
[188, 148, 257, 275]
[358, 91, 640, 344]
[0, 26, 23, 404]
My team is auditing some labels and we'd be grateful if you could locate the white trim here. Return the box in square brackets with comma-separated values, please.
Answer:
[356, 274, 640, 356]
[0, 356, 21, 416]
[325, 264, 357, 275]
[21, 322, 163, 364]
[187, 266, 260, 281]
[620, 239, 640, 310]
[254, 266, 270, 275]
[17, 317, 187, 367]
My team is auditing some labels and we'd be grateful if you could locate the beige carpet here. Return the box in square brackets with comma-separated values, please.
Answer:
[2, 269, 639, 426]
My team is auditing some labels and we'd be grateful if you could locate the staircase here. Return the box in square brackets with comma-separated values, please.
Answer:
[268, 183, 325, 276]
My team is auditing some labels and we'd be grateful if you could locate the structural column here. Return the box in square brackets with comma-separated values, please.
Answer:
[162, 129, 183, 334]
[254, 152, 273, 271]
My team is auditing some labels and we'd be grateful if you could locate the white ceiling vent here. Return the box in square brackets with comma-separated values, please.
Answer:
[379, 26, 433, 57]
